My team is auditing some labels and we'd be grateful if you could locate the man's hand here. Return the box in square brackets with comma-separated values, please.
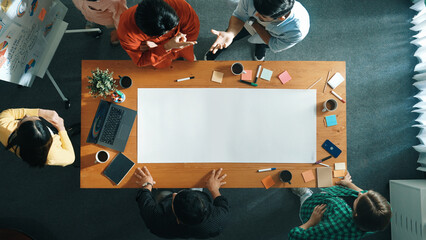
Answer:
[135, 166, 156, 191]
[336, 172, 352, 187]
[300, 204, 327, 229]
[140, 41, 158, 52]
[38, 109, 65, 131]
[209, 29, 235, 54]
[164, 32, 197, 51]
[308, 204, 327, 226]
[205, 168, 227, 199]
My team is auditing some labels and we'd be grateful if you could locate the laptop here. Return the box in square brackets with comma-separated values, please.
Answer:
[87, 100, 137, 152]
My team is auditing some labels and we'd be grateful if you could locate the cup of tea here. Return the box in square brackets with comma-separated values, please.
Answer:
[119, 75, 132, 89]
[322, 99, 338, 112]
[279, 170, 292, 184]
[231, 62, 246, 75]
[95, 150, 110, 163]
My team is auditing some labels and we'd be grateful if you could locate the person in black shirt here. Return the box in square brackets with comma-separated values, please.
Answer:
[135, 166, 229, 239]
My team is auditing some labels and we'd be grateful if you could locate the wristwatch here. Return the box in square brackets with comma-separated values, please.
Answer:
[247, 17, 256, 26]
[142, 182, 154, 188]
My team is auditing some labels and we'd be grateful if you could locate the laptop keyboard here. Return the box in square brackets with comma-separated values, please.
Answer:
[99, 107, 124, 145]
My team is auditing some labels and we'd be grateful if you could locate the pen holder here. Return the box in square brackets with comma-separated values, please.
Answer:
[112, 90, 126, 103]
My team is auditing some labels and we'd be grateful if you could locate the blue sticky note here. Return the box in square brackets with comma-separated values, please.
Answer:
[260, 68, 273, 81]
[325, 115, 337, 127]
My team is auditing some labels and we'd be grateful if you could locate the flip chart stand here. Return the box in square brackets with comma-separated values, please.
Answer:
[41, 26, 102, 109]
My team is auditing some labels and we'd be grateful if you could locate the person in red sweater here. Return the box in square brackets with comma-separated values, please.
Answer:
[117, 0, 200, 68]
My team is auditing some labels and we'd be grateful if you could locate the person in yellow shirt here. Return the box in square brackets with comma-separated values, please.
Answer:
[0, 109, 75, 167]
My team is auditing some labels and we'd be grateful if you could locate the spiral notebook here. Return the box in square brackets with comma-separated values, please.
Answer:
[103, 153, 135, 185]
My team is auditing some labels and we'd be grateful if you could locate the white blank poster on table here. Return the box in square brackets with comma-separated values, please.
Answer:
[137, 88, 316, 163]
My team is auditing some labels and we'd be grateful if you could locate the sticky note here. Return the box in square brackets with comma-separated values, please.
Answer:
[335, 162, 346, 171]
[317, 167, 333, 188]
[39, 8, 47, 21]
[241, 70, 252, 81]
[327, 72, 344, 89]
[278, 71, 292, 84]
[260, 68, 273, 81]
[302, 170, 315, 183]
[333, 170, 346, 178]
[325, 115, 337, 127]
[261, 175, 275, 189]
[211, 71, 224, 83]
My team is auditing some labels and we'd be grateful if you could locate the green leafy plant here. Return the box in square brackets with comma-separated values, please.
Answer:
[87, 68, 117, 98]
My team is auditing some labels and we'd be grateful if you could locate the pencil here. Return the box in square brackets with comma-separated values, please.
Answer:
[323, 70, 332, 93]
[307, 77, 323, 89]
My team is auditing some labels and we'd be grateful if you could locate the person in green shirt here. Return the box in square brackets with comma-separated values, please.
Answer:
[289, 172, 392, 240]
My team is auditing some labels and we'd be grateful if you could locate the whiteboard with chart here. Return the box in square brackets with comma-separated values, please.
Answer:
[0, 0, 67, 86]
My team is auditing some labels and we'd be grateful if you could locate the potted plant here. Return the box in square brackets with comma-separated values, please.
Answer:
[87, 68, 117, 98]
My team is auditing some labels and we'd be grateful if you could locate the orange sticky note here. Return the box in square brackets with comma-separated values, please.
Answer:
[261, 175, 275, 189]
[38, 8, 47, 21]
[211, 71, 224, 83]
[278, 71, 292, 84]
[241, 70, 252, 81]
[302, 170, 315, 183]
[333, 170, 346, 178]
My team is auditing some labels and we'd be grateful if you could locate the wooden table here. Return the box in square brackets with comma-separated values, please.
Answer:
[81, 60, 346, 188]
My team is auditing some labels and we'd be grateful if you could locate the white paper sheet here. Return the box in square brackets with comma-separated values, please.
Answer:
[137, 88, 316, 163]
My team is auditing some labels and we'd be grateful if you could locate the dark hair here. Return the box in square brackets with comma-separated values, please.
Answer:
[173, 190, 209, 225]
[6, 120, 53, 167]
[353, 190, 392, 232]
[135, 0, 179, 37]
[253, 0, 294, 19]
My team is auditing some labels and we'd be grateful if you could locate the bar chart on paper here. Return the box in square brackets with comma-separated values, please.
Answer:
[137, 88, 317, 164]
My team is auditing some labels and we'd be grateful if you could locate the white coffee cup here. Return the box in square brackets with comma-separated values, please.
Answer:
[95, 150, 110, 163]
[231, 62, 247, 75]
[322, 99, 338, 112]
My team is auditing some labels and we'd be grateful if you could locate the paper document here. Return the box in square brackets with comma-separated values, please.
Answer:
[137, 88, 316, 163]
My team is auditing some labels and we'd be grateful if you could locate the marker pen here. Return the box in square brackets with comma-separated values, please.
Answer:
[257, 168, 276, 172]
[176, 76, 195, 82]
[254, 65, 262, 83]
[331, 90, 346, 103]
[239, 80, 258, 87]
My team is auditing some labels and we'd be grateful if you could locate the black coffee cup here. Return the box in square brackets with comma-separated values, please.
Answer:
[119, 75, 132, 89]
[279, 170, 292, 184]
[231, 62, 246, 75]
[95, 150, 109, 163]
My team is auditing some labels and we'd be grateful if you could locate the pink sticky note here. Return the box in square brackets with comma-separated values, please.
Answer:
[278, 71, 292, 84]
[241, 70, 252, 81]
[38, 8, 47, 21]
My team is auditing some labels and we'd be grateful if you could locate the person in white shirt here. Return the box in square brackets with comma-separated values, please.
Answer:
[205, 0, 310, 61]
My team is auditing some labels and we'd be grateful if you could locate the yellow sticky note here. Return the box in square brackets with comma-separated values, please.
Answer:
[302, 170, 315, 183]
[333, 170, 346, 178]
[334, 162, 346, 171]
[211, 71, 224, 83]
[261, 175, 275, 189]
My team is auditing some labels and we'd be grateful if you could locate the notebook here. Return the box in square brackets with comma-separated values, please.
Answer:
[103, 153, 135, 185]
[317, 167, 333, 187]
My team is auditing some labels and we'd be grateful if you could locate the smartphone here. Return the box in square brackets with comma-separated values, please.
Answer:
[322, 139, 342, 158]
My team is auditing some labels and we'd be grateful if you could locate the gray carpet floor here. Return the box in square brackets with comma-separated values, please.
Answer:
[0, 0, 423, 239]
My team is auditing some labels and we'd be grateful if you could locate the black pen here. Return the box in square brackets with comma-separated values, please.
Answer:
[239, 80, 258, 87]
[314, 155, 332, 165]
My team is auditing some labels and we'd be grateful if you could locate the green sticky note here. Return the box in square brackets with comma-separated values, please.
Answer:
[325, 115, 337, 127]
[260, 68, 273, 81]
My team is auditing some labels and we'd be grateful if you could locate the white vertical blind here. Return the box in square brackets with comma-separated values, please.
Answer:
[411, 0, 426, 172]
